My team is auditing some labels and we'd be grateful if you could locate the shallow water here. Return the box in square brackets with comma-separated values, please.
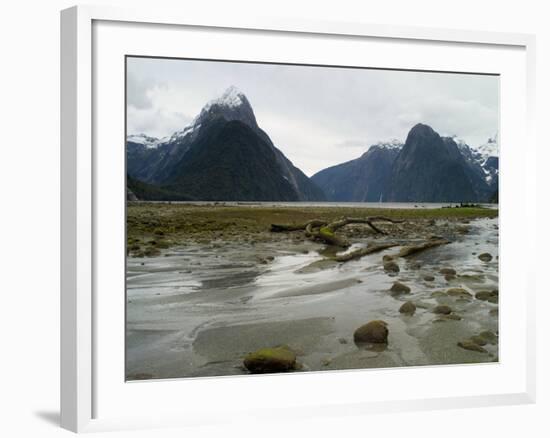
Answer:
[126, 217, 499, 380]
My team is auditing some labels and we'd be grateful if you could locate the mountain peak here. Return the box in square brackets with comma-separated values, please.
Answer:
[198, 86, 257, 128]
[408, 123, 437, 138]
[204, 86, 249, 110]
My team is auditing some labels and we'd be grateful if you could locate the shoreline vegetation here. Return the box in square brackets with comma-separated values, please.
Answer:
[127, 202, 498, 256]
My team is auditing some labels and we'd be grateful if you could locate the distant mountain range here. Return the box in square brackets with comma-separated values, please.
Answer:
[312, 126, 498, 203]
[127, 87, 498, 203]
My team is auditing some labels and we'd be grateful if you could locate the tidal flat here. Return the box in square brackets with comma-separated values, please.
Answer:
[126, 203, 499, 380]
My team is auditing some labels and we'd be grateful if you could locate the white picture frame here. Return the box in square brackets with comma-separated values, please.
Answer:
[60, 4, 537, 433]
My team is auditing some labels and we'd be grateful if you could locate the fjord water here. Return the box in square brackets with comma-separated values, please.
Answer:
[126, 212, 498, 379]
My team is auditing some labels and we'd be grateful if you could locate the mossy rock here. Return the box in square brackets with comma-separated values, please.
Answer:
[243, 346, 297, 374]
[475, 290, 498, 301]
[469, 335, 488, 346]
[457, 340, 487, 353]
[430, 291, 446, 298]
[383, 261, 400, 273]
[433, 305, 452, 315]
[423, 275, 435, 282]
[354, 320, 389, 344]
[399, 301, 416, 315]
[390, 281, 411, 294]
[478, 252, 493, 262]
[446, 288, 472, 298]
[439, 268, 456, 276]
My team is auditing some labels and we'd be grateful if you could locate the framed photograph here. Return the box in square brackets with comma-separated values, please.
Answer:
[61, 5, 536, 433]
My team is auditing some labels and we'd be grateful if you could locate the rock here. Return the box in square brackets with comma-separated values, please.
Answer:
[399, 301, 416, 315]
[475, 290, 498, 301]
[382, 255, 395, 262]
[354, 320, 389, 344]
[383, 260, 400, 273]
[243, 346, 297, 374]
[446, 288, 472, 298]
[338, 337, 348, 345]
[478, 252, 493, 262]
[430, 291, 446, 298]
[469, 335, 487, 346]
[423, 275, 435, 282]
[433, 305, 452, 315]
[444, 274, 456, 282]
[489, 308, 499, 317]
[479, 330, 498, 345]
[457, 340, 487, 353]
[390, 281, 411, 294]
[439, 268, 457, 276]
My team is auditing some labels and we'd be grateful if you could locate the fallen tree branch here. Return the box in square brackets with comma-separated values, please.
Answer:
[397, 239, 450, 257]
[270, 219, 327, 233]
[270, 216, 405, 248]
[332, 242, 399, 262]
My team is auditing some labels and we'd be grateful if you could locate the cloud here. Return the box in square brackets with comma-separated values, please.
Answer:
[335, 139, 369, 148]
[126, 57, 499, 175]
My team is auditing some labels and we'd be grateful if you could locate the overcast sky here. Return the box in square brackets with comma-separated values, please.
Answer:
[127, 57, 499, 176]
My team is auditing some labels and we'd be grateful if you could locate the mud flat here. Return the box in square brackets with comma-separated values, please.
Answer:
[126, 203, 499, 380]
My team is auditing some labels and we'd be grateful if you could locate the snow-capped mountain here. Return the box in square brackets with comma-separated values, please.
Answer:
[369, 139, 404, 152]
[476, 134, 499, 161]
[126, 133, 163, 149]
[452, 134, 499, 188]
[126, 86, 325, 201]
[313, 125, 495, 203]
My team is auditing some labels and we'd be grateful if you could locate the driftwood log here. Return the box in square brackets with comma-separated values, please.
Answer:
[270, 216, 404, 248]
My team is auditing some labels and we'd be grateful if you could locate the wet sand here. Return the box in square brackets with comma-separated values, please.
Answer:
[126, 204, 498, 380]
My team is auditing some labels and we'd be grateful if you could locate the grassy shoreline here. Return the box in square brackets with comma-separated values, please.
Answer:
[126, 202, 498, 257]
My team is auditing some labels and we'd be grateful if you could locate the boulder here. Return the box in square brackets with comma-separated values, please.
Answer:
[439, 268, 456, 276]
[399, 301, 416, 315]
[478, 253, 493, 262]
[423, 275, 435, 282]
[243, 346, 297, 374]
[430, 291, 446, 298]
[433, 305, 452, 315]
[390, 281, 411, 294]
[353, 320, 389, 344]
[383, 260, 400, 273]
[475, 290, 498, 301]
[469, 335, 488, 346]
[446, 288, 472, 298]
